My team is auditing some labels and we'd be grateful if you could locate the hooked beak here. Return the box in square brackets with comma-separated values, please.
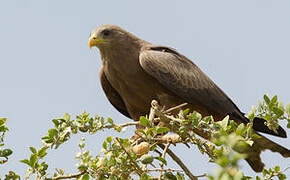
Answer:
[88, 35, 107, 49]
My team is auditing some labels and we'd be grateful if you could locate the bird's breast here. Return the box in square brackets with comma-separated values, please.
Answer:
[103, 61, 167, 117]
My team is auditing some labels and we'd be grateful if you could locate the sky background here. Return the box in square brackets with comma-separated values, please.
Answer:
[1, 0, 290, 178]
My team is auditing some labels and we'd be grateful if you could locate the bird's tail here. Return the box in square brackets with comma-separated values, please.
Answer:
[232, 112, 287, 138]
[241, 134, 290, 172]
[252, 116, 287, 138]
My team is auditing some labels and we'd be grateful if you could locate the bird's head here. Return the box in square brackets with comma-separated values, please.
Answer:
[89, 25, 137, 49]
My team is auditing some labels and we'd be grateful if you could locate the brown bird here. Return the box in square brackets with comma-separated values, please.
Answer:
[89, 24, 290, 172]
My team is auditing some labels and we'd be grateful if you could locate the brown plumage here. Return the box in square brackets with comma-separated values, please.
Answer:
[89, 24, 290, 172]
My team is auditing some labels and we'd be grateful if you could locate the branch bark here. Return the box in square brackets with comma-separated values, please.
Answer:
[158, 143, 198, 180]
[45, 171, 86, 180]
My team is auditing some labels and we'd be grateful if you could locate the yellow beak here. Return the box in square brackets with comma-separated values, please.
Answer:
[88, 35, 106, 49]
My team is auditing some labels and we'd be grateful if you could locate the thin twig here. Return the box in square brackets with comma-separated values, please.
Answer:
[163, 103, 188, 114]
[103, 121, 139, 129]
[283, 167, 290, 172]
[45, 171, 86, 180]
[154, 107, 183, 124]
[119, 122, 140, 128]
[158, 144, 198, 180]
[195, 174, 207, 178]
[115, 138, 143, 176]
[147, 168, 183, 172]
[159, 142, 171, 180]
[154, 149, 163, 156]
[152, 134, 184, 144]
[162, 142, 171, 159]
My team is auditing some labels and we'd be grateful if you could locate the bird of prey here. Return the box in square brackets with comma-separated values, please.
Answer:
[89, 24, 290, 172]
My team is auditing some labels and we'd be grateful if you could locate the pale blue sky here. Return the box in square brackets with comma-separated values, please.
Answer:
[1, 0, 290, 178]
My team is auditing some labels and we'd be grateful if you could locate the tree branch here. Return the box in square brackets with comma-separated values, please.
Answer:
[115, 137, 143, 176]
[103, 121, 139, 129]
[158, 143, 198, 180]
[45, 171, 86, 180]
[159, 142, 171, 180]
[163, 103, 188, 114]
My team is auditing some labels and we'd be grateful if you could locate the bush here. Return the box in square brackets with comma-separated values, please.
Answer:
[1, 94, 290, 180]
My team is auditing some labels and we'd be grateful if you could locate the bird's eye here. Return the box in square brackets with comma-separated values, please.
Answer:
[102, 29, 111, 37]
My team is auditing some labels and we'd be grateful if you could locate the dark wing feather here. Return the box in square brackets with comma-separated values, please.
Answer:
[99, 67, 131, 118]
[139, 46, 245, 123]
[139, 46, 288, 138]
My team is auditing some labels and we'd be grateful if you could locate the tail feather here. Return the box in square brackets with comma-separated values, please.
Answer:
[195, 111, 290, 172]
[245, 157, 264, 172]
[242, 133, 290, 172]
[252, 116, 287, 138]
[254, 133, 290, 158]
[232, 112, 287, 138]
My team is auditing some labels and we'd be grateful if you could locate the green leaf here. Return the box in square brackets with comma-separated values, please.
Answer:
[278, 174, 287, 180]
[80, 173, 90, 180]
[100, 117, 104, 125]
[215, 156, 230, 167]
[2, 149, 13, 156]
[278, 101, 284, 111]
[233, 171, 244, 180]
[273, 107, 284, 117]
[38, 147, 47, 158]
[192, 111, 202, 120]
[0, 118, 7, 126]
[0, 125, 8, 133]
[139, 116, 149, 127]
[156, 127, 170, 134]
[102, 141, 107, 149]
[285, 103, 290, 115]
[109, 176, 118, 180]
[140, 154, 154, 164]
[52, 119, 59, 127]
[251, 134, 261, 139]
[106, 136, 113, 143]
[217, 115, 229, 130]
[264, 94, 271, 106]
[245, 106, 256, 121]
[29, 147, 37, 154]
[163, 172, 177, 180]
[271, 95, 278, 104]
[263, 168, 269, 176]
[203, 116, 213, 123]
[220, 173, 230, 180]
[155, 156, 167, 165]
[48, 129, 58, 138]
[176, 172, 185, 180]
[140, 173, 150, 180]
[107, 118, 114, 124]
[63, 113, 71, 121]
[183, 108, 190, 116]
[236, 123, 246, 135]
[274, 165, 280, 172]
[78, 164, 88, 171]
[20, 159, 31, 166]
[29, 154, 37, 167]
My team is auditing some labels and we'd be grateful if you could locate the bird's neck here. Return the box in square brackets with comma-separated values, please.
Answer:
[100, 40, 149, 78]
[100, 40, 146, 65]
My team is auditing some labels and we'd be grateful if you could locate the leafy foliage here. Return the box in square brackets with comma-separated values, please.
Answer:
[0, 118, 20, 179]
[1, 95, 290, 179]
[246, 94, 290, 132]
